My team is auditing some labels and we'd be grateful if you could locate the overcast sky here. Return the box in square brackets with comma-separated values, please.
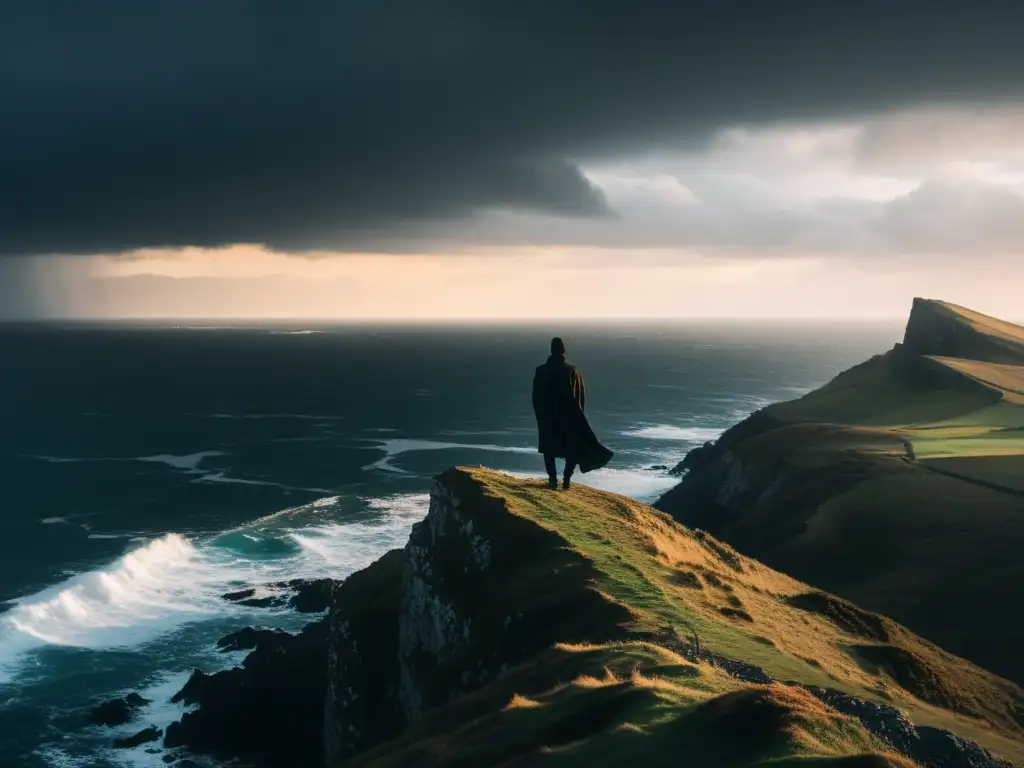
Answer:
[4, 2, 1024, 320]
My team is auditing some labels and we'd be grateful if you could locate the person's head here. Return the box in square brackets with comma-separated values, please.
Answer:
[550, 337, 566, 356]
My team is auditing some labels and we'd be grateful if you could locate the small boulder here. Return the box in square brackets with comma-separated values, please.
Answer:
[88, 693, 151, 727]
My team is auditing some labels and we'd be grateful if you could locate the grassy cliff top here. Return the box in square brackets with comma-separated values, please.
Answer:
[769, 299, 1024, 467]
[357, 469, 1024, 767]
[656, 299, 1024, 705]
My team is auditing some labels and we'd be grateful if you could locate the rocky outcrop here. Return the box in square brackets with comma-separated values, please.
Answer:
[113, 725, 162, 749]
[220, 577, 335, 612]
[324, 468, 631, 762]
[87, 692, 150, 727]
[323, 549, 406, 763]
[164, 619, 328, 767]
[164, 468, 1022, 768]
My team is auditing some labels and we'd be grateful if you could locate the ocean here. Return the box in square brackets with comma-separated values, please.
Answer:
[0, 321, 901, 767]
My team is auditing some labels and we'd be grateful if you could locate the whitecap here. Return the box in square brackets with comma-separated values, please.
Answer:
[191, 471, 333, 494]
[24, 451, 226, 475]
[0, 493, 429, 684]
[620, 425, 722, 442]
[362, 438, 534, 474]
[136, 451, 225, 473]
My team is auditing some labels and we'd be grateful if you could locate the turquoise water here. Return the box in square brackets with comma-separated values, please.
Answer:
[0, 321, 901, 766]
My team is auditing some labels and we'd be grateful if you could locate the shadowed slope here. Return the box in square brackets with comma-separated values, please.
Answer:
[656, 299, 1024, 689]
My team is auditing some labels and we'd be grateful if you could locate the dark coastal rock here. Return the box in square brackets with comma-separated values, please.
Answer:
[222, 577, 339, 612]
[654, 626, 1010, 768]
[800, 687, 1012, 768]
[165, 618, 328, 767]
[221, 587, 256, 602]
[286, 577, 334, 613]
[88, 692, 151, 727]
[324, 471, 633, 764]
[222, 586, 287, 609]
[237, 595, 285, 608]
[113, 725, 161, 748]
[669, 439, 716, 476]
[646, 464, 669, 472]
[215, 626, 291, 653]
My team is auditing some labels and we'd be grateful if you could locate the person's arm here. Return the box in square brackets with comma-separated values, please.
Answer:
[532, 369, 542, 418]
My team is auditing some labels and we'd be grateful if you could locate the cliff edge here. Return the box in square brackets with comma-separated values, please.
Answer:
[903, 298, 1024, 365]
[167, 467, 1024, 767]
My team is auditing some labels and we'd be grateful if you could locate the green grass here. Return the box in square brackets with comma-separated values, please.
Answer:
[349, 469, 1024, 767]
[660, 300, 1024, 752]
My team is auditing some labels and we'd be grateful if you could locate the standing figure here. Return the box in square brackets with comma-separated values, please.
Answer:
[531, 337, 613, 489]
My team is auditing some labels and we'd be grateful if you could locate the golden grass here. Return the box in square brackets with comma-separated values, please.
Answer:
[462, 469, 1024, 762]
[929, 356, 1024, 402]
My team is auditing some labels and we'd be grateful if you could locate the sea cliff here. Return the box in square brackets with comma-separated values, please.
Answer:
[161, 467, 1024, 767]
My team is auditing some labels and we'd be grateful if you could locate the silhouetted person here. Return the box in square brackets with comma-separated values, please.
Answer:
[532, 337, 613, 489]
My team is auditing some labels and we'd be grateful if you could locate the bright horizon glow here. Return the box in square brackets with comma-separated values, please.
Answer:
[8, 106, 1024, 322]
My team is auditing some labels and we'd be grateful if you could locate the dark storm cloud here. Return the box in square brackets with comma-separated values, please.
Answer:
[4, 1, 1024, 256]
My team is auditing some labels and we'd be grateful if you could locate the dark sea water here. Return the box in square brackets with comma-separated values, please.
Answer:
[0, 321, 901, 767]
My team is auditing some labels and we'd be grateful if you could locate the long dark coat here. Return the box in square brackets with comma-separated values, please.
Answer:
[531, 354, 613, 473]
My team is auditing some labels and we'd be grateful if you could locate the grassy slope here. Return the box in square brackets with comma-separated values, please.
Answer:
[661, 299, 1024, 690]
[356, 469, 1024, 767]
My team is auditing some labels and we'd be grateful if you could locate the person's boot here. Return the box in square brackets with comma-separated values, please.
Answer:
[547, 477, 559, 490]
[562, 476, 572, 490]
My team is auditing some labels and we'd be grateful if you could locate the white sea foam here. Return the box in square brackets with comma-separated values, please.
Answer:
[25, 451, 226, 475]
[621, 425, 723, 442]
[136, 451, 225, 473]
[0, 493, 430, 685]
[363, 438, 534, 474]
[192, 471, 334, 494]
[27, 450, 335, 493]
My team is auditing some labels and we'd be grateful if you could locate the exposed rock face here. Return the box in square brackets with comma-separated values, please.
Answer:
[324, 468, 631, 763]
[903, 297, 1024, 365]
[166, 468, 1020, 768]
[323, 549, 406, 764]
